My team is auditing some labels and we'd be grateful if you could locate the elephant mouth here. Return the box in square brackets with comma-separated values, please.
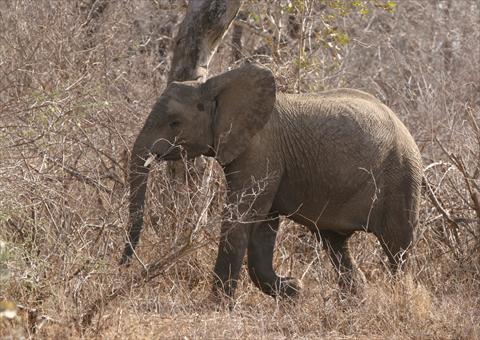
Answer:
[143, 146, 183, 167]
[159, 146, 183, 160]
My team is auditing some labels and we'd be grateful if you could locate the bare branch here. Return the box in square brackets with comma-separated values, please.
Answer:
[44, 155, 113, 194]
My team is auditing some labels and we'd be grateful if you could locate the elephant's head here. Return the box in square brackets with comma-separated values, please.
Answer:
[120, 64, 276, 264]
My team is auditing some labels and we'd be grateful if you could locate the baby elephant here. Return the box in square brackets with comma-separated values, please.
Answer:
[121, 64, 423, 300]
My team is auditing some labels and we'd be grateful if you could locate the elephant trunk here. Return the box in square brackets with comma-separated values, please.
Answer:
[120, 136, 151, 265]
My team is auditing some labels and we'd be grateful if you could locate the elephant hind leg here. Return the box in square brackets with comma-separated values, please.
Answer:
[376, 216, 414, 274]
[317, 230, 366, 291]
[247, 214, 302, 298]
[375, 200, 416, 274]
[376, 165, 420, 274]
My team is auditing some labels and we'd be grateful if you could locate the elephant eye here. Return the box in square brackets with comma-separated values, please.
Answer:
[169, 120, 181, 129]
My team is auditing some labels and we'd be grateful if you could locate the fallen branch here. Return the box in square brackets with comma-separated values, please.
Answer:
[80, 183, 213, 328]
[79, 239, 207, 328]
[80, 191, 216, 328]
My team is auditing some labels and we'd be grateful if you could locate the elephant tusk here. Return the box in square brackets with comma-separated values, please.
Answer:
[143, 154, 157, 167]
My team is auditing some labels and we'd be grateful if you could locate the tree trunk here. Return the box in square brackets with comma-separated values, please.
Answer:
[168, 0, 242, 83]
[231, 11, 247, 63]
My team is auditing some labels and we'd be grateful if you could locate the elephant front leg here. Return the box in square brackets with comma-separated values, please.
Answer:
[211, 189, 278, 301]
[212, 160, 282, 302]
[212, 220, 249, 300]
[247, 214, 302, 298]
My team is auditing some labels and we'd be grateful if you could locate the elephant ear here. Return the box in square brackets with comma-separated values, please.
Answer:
[202, 64, 276, 165]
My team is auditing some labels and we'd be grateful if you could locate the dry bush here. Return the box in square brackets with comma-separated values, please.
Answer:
[1, 0, 479, 338]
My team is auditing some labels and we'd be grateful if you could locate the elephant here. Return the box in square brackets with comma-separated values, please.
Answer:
[120, 63, 423, 300]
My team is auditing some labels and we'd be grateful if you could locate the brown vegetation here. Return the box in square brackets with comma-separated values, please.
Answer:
[1, 0, 479, 338]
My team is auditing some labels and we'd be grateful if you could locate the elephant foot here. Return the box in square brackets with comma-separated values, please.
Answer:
[119, 243, 135, 266]
[273, 277, 303, 299]
[338, 268, 367, 295]
[210, 278, 238, 310]
[208, 291, 235, 311]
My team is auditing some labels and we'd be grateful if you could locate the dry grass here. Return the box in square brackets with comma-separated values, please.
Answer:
[1, 0, 479, 338]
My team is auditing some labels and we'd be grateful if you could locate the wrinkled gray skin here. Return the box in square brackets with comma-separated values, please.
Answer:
[121, 64, 423, 300]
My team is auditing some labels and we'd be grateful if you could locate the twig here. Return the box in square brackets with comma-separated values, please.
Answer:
[233, 20, 272, 40]
[423, 176, 461, 230]
[80, 237, 209, 328]
[16, 304, 60, 334]
[423, 175, 462, 256]
[44, 155, 112, 194]
[81, 245, 183, 327]
[435, 136, 480, 229]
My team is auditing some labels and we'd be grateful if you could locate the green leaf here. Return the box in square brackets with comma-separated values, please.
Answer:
[386, 1, 397, 8]
[336, 32, 350, 46]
